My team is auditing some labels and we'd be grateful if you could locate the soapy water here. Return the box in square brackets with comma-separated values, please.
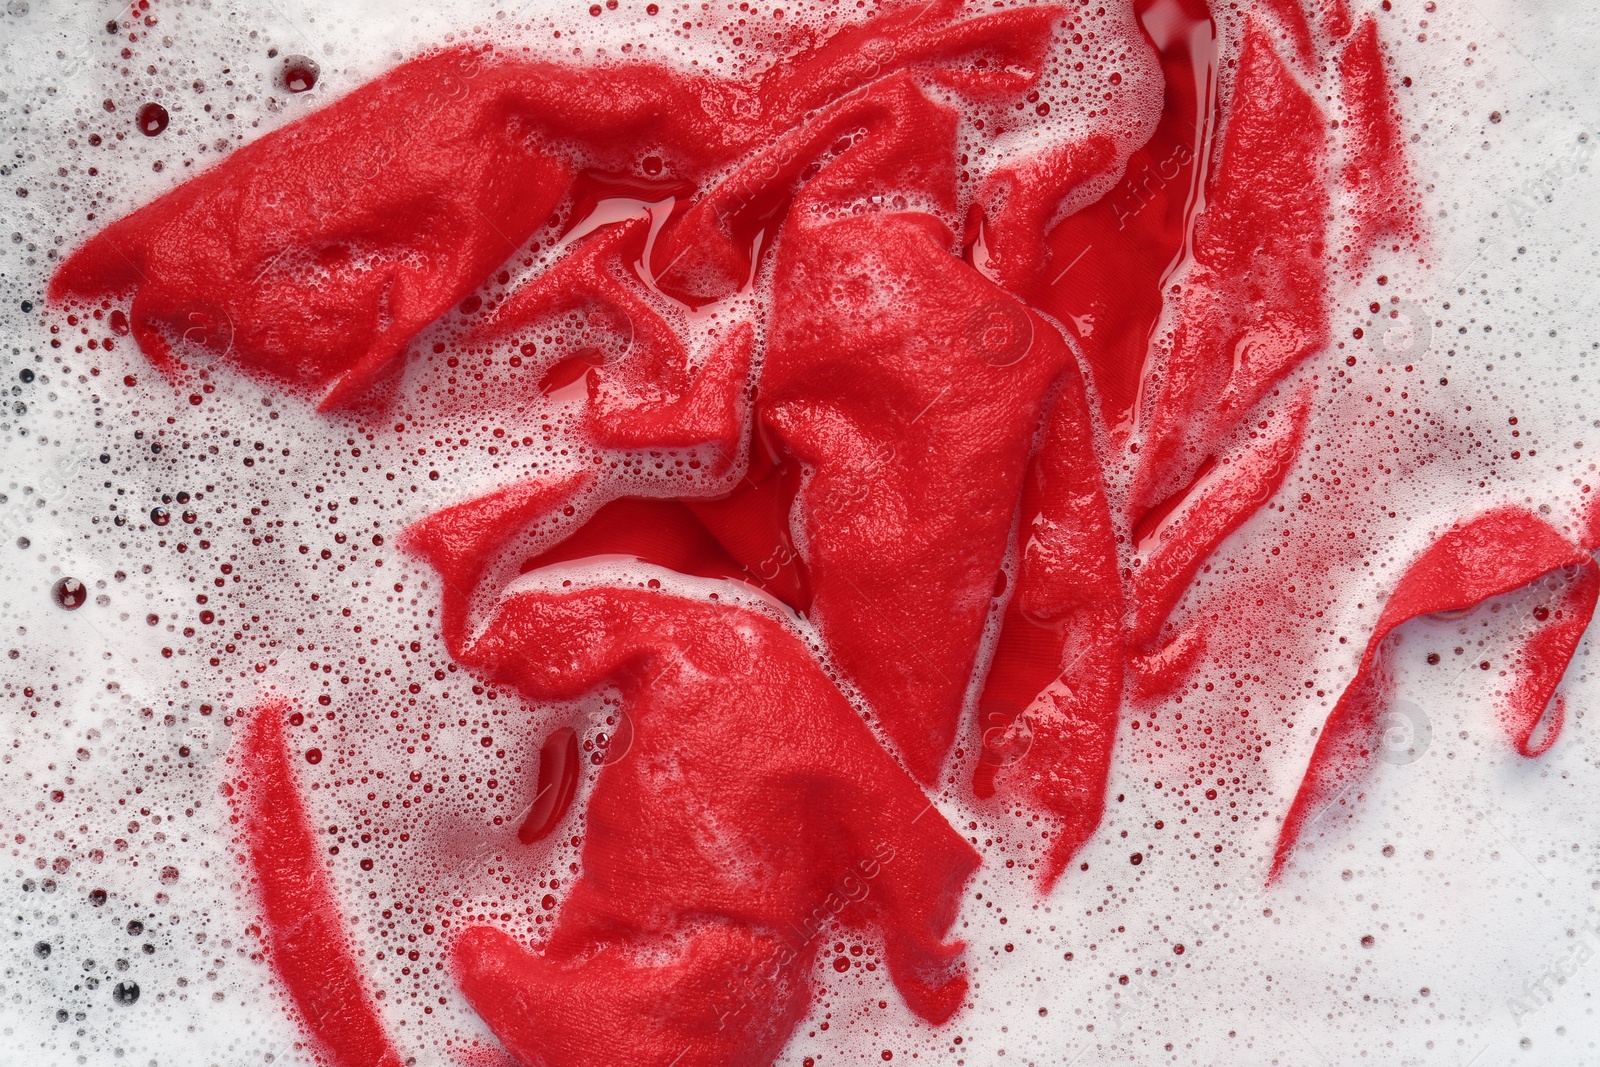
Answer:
[2, 0, 1600, 1064]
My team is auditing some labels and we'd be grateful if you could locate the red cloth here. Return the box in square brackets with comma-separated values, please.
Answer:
[53, 1, 1582, 1064]
[442, 581, 980, 1064]
[1271, 508, 1600, 881]
[226, 704, 405, 1067]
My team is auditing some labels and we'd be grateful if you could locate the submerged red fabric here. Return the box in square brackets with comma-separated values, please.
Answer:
[445, 581, 980, 1064]
[226, 704, 406, 1067]
[53, 0, 1593, 1064]
[1270, 508, 1599, 881]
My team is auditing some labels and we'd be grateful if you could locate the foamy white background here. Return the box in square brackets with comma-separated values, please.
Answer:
[1, 0, 1598, 1064]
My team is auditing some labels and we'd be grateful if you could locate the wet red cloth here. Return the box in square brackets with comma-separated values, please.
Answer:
[48, 2, 1553, 1065]
[447, 582, 980, 1061]
[398, 466, 981, 1060]
[1271, 507, 1599, 881]
[226, 704, 406, 1067]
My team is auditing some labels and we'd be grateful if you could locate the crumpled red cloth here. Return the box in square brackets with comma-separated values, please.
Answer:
[51, 0, 1583, 1064]
[435, 574, 981, 1061]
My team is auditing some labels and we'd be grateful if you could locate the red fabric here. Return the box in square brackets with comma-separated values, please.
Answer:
[1132, 15, 1330, 519]
[1338, 15, 1419, 269]
[686, 440, 813, 613]
[400, 471, 597, 644]
[1271, 508, 1598, 881]
[1128, 389, 1311, 649]
[449, 220, 754, 464]
[756, 72, 1077, 783]
[518, 726, 582, 846]
[1320, 0, 1354, 40]
[1018, 0, 1218, 426]
[48, 4, 1044, 410]
[50, 47, 744, 409]
[226, 703, 405, 1067]
[446, 581, 980, 1064]
[1500, 566, 1596, 757]
[970, 367, 1124, 886]
[1257, 0, 1315, 64]
[47, 2, 1498, 1064]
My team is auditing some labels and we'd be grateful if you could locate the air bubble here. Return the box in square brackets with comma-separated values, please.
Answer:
[52, 577, 87, 610]
[136, 103, 169, 137]
[281, 56, 320, 93]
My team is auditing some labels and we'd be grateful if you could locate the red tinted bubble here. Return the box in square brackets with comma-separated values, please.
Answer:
[281, 56, 320, 93]
[136, 102, 168, 136]
[52, 578, 87, 610]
